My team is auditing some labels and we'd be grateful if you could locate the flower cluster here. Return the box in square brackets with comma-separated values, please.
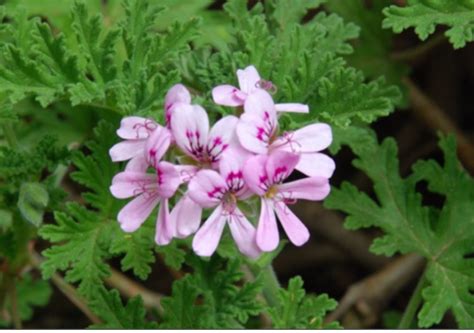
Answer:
[109, 65, 335, 258]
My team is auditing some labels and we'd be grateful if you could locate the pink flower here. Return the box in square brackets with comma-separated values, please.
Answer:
[164, 84, 192, 128]
[243, 151, 330, 252]
[109, 117, 156, 163]
[170, 103, 239, 169]
[237, 90, 335, 178]
[212, 65, 309, 113]
[187, 148, 260, 258]
[110, 161, 181, 245]
[165, 106, 240, 241]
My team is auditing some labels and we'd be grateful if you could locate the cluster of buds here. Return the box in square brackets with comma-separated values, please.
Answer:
[109, 66, 335, 258]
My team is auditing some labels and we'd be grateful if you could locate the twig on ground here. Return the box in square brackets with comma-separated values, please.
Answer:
[326, 254, 425, 328]
[30, 252, 101, 325]
[404, 77, 474, 174]
[105, 268, 164, 315]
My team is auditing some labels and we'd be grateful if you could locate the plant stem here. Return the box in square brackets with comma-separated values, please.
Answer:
[105, 268, 164, 315]
[2, 123, 18, 148]
[391, 34, 446, 63]
[249, 264, 281, 308]
[30, 252, 101, 325]
[9, 278, 21, 329]
[398, 270, 427, 329]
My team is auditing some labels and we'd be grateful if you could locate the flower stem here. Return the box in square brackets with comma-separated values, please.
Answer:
[398, 270, 427, 329]
[249, 264, 281, 308]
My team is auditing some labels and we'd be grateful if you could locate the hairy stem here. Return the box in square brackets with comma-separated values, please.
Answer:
[398, 270, 427, 329]
[30, 252, 101, 325]
[241, 265, 272, 328]
[249, 264, 281, 308]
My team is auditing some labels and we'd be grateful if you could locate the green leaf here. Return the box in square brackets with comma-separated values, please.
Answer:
[71, 1, 119, 85]
[17, 182, 49, 227]
[39, 203, 112, 297]
[325, 133, 474, 327]
[39, 122, 154, 297]
[90, 289, 157, 329]
[6, 274, 52, 322]
[0, 135, 69, 184]
[268, 276, 340, 329]
[0, 209, 13, 232]
[383, 0, 474, 49]
[109, 220, 155, 280]
[155, 239, 186, 271]
[189, 256, 264, 328]
[189, 0, 400, 130]
[313, 68, 401, 127]
[326, 0, 409, 101]
[160, 275, 211, 329]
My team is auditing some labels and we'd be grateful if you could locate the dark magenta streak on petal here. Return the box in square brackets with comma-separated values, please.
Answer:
[273, 166, 288, 183]
[207, 186, 225, 200]
[226, 171, 244, 192]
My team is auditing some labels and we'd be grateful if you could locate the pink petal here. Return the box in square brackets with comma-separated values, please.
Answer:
[219, 146, 251, 195]
[243, 89, 277, 119]
[188, 169, 226, 208]
[175, 164, 199, 183]
[256, 199, 279, 252]
[236, 113, 270, 154]
[274, 202, 309, 246]
[192, 205, 226, 257]
[237, 65, 261, 94]
[116, 117, 157, 140]
[228, 208, 261, 258]
[171, 104, 209, 161]
[212, 85, 245, 106]
[237, 90, 277, 154]
[110, 171, 157, 199]
[170, 194, 202, 238]
[155, 199, 173, 245]
[265, 150, 300, 185]
[207, 115, 239, 163]
[109, 140, 145, 162]
[145, 125, 171, 167]
[274, 123, 332, 154]
[278, 176, 330, 201]
[242, 154, 269, 196]
[164, 84, 191, 111]
[296, 153, 335, 178]
[155, 161, 181, 199]
[117, 193, 160, 232]
[275, 103, 309, 113]
[125, 154, 148, 172]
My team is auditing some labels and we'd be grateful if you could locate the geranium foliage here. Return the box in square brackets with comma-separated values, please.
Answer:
[0, 0, 472, 329]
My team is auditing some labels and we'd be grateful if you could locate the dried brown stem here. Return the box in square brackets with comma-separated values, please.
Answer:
[391, 34, 447, 64]
[326, 254, 425, 328]
[404, 77, 474, 174]
[30, 252, 101, 325]
[105, 268, 164, 315]
[296, 202, 390, 271]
